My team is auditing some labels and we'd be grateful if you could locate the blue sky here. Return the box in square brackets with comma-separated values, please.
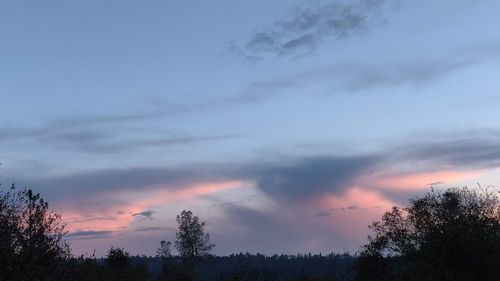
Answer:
[2, 0, 500, 256]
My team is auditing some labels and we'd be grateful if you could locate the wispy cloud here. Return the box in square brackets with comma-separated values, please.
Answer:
[399, 137, 500, 170]
[19, 164, 239, 203]
[65, 230, 114, 240]
[132, 211, 156, 220]
[0, 119, 238, 154]
[236, 41, 500, 102]
[132, 226, 173, 232]
[230, 0, 398, 60]
[314, 205, 383, 218]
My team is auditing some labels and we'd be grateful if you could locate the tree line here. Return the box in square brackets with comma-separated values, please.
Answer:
[0, 181, 499, 280]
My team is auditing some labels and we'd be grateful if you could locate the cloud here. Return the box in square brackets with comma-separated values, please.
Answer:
[314, 205, 369, 218]
[236, 41, 500, 102]
[66, 216, 117, 224]
[0, 120, 238, 154]
[16, 131, 500, 207]
[65, 230, 114, 240]
[206, 194, 259, 208]
[315, 211, 332, 218]
[400, 137, 500, 170]
[132, 226, 174, 232]
[252, 155, 378, 200]
[231, 0, 398, 59]
[132, 211, 155, 220]
[18, 164, 238, 203]
[12, 130, 500, 237]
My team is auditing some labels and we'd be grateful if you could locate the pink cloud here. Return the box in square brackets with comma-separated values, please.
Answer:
[367, 170, 481, 191]
[60, 181, 245, 235]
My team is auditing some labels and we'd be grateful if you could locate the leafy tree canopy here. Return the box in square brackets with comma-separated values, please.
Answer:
[0, 184, 70, 280]
[175, 210, 215, 268]
[356, 186, 500, 281]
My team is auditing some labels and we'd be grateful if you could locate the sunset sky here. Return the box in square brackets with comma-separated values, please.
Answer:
[2, 0, 500, 256]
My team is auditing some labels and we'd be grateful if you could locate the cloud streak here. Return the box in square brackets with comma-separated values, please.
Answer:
[132, 211, 156, 220]
[0, 121, 238, 154]
[132, 226, 173, 232]
[16, 131, 500, 208]
[65, 230, 114, 240]
[236, 41, 500, 101]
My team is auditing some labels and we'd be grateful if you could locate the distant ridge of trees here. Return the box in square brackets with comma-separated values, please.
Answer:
[0, 176, 499, 280]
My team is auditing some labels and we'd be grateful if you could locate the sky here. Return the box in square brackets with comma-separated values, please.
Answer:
[1, 0, 500, 257]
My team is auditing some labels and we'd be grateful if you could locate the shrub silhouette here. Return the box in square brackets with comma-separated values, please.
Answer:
[100, 246, 150, 281]
[356, 186, 500, 281]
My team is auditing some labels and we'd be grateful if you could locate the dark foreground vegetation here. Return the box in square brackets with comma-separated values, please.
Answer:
[0, 180, 499, 281]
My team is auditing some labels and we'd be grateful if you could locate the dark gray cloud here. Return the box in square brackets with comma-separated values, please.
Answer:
[133, 226, 173, 232]
[253, 156, 378, 200]
[132, 211, 155, 220]
[65, 230, 114, 240]
[231, 0, 397, 59]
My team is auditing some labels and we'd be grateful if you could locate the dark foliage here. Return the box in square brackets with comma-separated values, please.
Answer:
[0, 184, 70, 280]
[199, 253, 353, 281]
[355, 186, 500, 281]
[62, 249, 151, 281]
[74, 253, 354, 281]
[175, 210, 215, 269]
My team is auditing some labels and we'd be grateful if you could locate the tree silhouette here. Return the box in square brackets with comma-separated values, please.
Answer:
[0, 184, 70, 280]
[356, 186, 500, 281]
[157, 240, 172, 260]
[106, 247, 131, 269]
[103, 246, 150, 281]
[174, 210, 214, 268]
